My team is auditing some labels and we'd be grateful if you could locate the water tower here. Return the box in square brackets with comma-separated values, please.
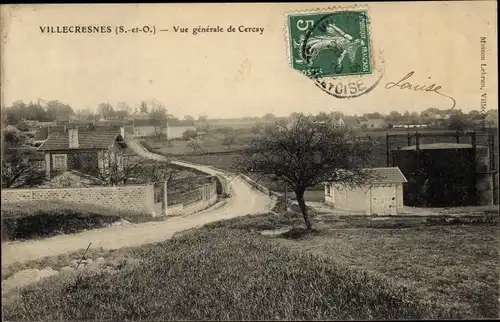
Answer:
[386, 130, 497, 207]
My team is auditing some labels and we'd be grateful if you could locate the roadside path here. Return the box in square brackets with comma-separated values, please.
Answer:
[2, 139, 273, 266]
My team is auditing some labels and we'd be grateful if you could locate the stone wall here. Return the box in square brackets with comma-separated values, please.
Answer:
[167, 182, 218, 216]
[1, 184, 157, 216]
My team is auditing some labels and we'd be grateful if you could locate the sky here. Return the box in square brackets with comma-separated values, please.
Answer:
[1, 2, 497, 118]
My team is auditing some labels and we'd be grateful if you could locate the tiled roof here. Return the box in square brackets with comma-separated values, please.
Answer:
[342, 116, 360, 126]
[3, 125, 20, 133]
[95, 120, 131, 126]
[366, 167, 407, 184]
[167, 119, 195, 127]
[131, 119, 156, 127]
[38, 130, 120, 151]
[363, 113, 382, 120]
[34, 127, 49, 140]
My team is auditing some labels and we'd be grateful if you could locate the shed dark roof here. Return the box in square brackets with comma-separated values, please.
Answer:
[367, 167, 407, 184]
[38, 130, 121, 151]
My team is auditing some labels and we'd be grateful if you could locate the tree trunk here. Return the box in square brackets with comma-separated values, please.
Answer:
[295, 188, 312, 230]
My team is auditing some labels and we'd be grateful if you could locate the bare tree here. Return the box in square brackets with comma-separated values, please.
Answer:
[222, 132, 237, 150]
[237, 114, 376, 230]
[70, 149, 180, 187]
[97, 102, 114, 119]
[149, 103, 168, 136]
[69, 150, 146, 186]
[139, 161, 180, 186]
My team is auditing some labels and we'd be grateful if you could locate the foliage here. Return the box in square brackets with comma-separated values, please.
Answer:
[250, 125, 262, 134]
[97, 102, 114, 119]
[237, 114, 376, 230]
[222, 132, 237, 149]
[2, 100, 74, 125]
[262, 112, 275, 120]
[1, 132, 46, 188]
[1, 200, 165, 241]
[448, 113, 471, 132]
[149, 101, 168, 134]
[2, 228, 459, 321]
[140, 101, 148, 114]
[182, 129, 198, 140]
[1, 200, 165, 225]
[1, 210, 121, 242]
[214, 126, 234, 135]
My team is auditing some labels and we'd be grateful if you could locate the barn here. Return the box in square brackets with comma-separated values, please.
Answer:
[324, 167, 407, 216]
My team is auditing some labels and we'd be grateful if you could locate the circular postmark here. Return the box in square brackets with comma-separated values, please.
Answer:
[294, 9, 385, 99]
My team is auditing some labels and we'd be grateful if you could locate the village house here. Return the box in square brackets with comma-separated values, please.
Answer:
[470, 110, 498, 128]
[324, 167, 407, 216]
[130, 118, 196, 139]
[469, 114, 487, 127]
[485, 110, 498, 127]
[389, 120, 431, 129]
[37, 127, 128, 178]
[341, 116, 361, 128]
[166, 119, 196, 139]
[358, 114, 388, 129]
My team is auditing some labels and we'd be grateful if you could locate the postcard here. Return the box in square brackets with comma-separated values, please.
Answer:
[1, 2, 498, 321]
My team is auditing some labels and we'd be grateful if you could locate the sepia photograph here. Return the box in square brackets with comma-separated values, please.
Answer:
[1, 1, 498, 320]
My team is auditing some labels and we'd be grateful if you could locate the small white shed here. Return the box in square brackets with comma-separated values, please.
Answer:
[324, 167, 407, 216]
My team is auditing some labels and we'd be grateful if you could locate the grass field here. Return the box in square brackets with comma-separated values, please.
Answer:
[2, 228, 466, 321]
[2, 208, 498, 320]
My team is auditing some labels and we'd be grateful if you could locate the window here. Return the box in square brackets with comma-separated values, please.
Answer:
[52, 154, 67, 171]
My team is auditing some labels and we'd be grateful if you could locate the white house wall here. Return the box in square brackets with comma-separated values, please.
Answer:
[167, 126, 196, 139]
[370, 186, 398, 216]
[396, 183, 404, 212]
[328, 183, 403, 215]
[325, 185, 335, 206]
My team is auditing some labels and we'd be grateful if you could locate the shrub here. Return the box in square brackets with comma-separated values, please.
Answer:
[1, 201, 157, 241]
[1, 211, 120, 242]
[182, 129, 198, 140]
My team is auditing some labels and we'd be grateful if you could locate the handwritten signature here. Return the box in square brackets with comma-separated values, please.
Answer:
[385, 71, 456, 110]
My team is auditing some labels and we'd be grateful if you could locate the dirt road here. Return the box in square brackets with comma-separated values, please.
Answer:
[2, 140, 274, 266]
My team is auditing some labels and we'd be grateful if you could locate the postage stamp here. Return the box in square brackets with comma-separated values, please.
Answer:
[286, 7, 385, 99]
[288, 10, 371, 77]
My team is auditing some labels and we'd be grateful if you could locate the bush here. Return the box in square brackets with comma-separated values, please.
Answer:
[1, 211, 120, 242]
[182, 129, 198, 140]
[1, 201, 157, 241]
[2, 229, 460, 320]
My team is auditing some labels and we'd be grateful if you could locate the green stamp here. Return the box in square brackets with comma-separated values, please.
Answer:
[288, 10, 371, 78]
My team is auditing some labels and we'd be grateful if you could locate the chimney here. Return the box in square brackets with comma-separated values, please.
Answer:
[68, 127, 79, 148]
[120, 126, 125, 138]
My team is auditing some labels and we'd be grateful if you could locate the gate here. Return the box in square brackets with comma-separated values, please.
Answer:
[153, 181, 167, 216]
